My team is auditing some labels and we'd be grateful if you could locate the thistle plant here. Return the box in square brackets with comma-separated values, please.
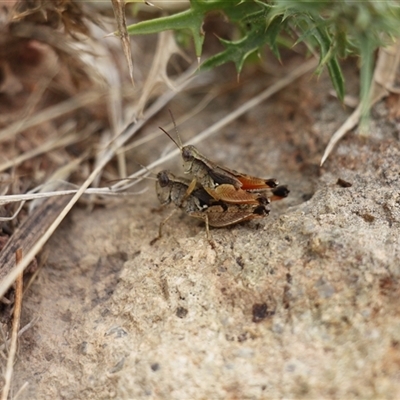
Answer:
[128, 0, 400, 119]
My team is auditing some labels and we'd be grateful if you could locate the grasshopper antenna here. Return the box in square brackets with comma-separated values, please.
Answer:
[159, 109, 184, 150]
[159, 126, 182, 150]
[168, 109, 183, 147]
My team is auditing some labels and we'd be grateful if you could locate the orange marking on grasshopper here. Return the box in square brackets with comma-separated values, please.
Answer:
[154, 170, 270, 242]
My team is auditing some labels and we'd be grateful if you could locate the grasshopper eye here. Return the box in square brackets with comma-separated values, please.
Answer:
[182, 146, 195, 162]
[157, 171, 170, 187]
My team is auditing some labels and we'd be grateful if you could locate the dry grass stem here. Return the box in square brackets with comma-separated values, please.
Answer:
[0, 318, 39, 353]
[115, 58, 319, 189]
[0, 196, 72, 283]
[374, 40, 400, 94]
[1, 250, 23, 400]
[134, 31, 190, 117]
[0, 131, 82, 173]
[0, 89, 109, 143]
[10, 381, 28, 400]
[0, 202, 25, 222]
[101, 64, 196, 160]
[118, 90, 217, 155]
[8, 63, 59, 128]
[0, 71, 194, 298]
[111, 0, 135, 85]
[0, 186, 148, 208]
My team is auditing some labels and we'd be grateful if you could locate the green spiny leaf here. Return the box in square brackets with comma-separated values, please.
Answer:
[326, 56, 345, 102]
[313, 25, 345, 101]
[200, 25, 272, 73]
[127, 8, 205, 57]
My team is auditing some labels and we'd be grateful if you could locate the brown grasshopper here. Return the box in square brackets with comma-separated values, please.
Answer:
[153, 170, 270, 242]
[160, 112, 289, 205]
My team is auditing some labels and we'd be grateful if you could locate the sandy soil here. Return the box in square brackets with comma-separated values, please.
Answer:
[12, 64, 400, 399]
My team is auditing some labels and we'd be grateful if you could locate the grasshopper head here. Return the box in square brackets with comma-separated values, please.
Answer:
[156, 170, 174, 205]
[181, 145, 199, 173]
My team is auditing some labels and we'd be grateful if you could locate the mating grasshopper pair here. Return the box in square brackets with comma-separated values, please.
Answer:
[156, 170, 273, 239]
[154, 112, 289, 240]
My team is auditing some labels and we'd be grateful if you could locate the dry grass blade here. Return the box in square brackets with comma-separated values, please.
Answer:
[135, 31, 190, 117]
[0, 56, 308, 296]
[185, 59, 318, 147]
[0, 73, 194, 299]
[0, 195, 72, 283]
[113, 57, 319, 187]
[0, 318, 38, 353]
[0, 201, 25, 222]
[0, 131, 82, 173]
[320, 103, 363, 167]
[103, 64, 196, 150]
[1, 250, 23, 400]
[3, 59, 59, 131]
[374, 40, 400, 94]
[0, 188, 145, 208]
[111, 0, 134, 86]
[118, 90, 217, 155]
[0, 89, 108, 143]
[11, 381, 29, 400]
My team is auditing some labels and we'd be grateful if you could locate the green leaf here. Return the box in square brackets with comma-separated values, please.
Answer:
[223, 1, 266, 23]
[313, 25, 345, 101]
[201, 12, 283, 73]
[200, 27, 269, 73]
[126, 0, 259, 59]
[326, 56, 345, 103]
[126, 0, 400, 110]
[358, 33, 374, 130]
[264, 14, 285, 59]
[127, 8, 205, 57]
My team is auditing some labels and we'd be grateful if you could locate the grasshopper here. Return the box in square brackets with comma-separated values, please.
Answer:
[160, 112, 289, 205]
[154, 170, 270, 242]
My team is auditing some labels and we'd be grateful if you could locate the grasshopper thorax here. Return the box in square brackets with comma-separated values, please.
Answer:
[181, 144, 202, 174]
